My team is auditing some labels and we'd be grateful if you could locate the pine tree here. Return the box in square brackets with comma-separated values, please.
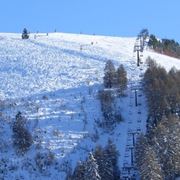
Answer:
[94, 146, 114, 180]
[22, 28, 29, 39]
[139, 29, 149, 47]
[72, 161, 86, 180]
[103, 60, 116, 88]
[135, 135, 164, 180]
[148, 34, 159, 49]
[116, 64, 127, 96]
[105, 140, 120, 180]
[141, 146, 164, 180]
[151, 115, 180, 179]
[84, 153, 101, 180]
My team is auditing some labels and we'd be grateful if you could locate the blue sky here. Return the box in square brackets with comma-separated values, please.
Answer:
[0, 0, 180, 41]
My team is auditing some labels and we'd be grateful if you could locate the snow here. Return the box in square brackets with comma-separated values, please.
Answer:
[144, 49, 180, 71]
[0, 32, 180, 179]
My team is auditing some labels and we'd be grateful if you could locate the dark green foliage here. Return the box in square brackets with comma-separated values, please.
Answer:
[148, 34, 160, 50]
[148, 34, 180, 59]
[12, 112, 32, 154]
[22, 28, 29, 39]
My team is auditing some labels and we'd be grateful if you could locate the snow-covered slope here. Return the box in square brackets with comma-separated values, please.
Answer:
[144, 49, 180, 71]
[0, 32, 179, 179]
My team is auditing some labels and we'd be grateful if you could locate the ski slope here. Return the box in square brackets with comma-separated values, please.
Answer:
[0, 32, 179, 179]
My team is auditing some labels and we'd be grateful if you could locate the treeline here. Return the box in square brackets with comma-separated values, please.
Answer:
[135, 57, 180, 179]
[135, 115, 180, 180]
[143, 57, 180, 129]
[148, 34, 180, 59]
[69, 140, 120, 180]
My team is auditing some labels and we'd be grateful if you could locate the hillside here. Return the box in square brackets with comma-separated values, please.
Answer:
[0, 32, 180, 180]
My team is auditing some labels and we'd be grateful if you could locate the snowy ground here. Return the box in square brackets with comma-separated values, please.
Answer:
[0, 32, 179, 179]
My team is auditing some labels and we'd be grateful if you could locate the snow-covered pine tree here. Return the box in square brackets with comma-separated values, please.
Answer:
[94, 146, 114, 180]
[105, 140, 120, 180]
[141, 146, 164, 180]
[116, 64, 127, 96]
[84, 152, 101, 180]
[136, 135, 151, 177]
[72, 161, 86, 180]
[135, 135, 164, 180]
[168, 116, 180, 177]
[151, 115, 180, 179]
[103, 60, 116, 88]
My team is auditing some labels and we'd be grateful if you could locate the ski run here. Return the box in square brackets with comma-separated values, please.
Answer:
[0, 32, 180, 179]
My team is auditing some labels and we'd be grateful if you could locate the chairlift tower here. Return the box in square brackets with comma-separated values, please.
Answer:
[134, 45, 141, 66]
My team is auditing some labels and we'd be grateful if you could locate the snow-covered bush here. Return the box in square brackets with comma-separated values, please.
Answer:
[0, 158, 19, 179]
[12, 112, 33, 154]
[35, 151, 55, 173]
